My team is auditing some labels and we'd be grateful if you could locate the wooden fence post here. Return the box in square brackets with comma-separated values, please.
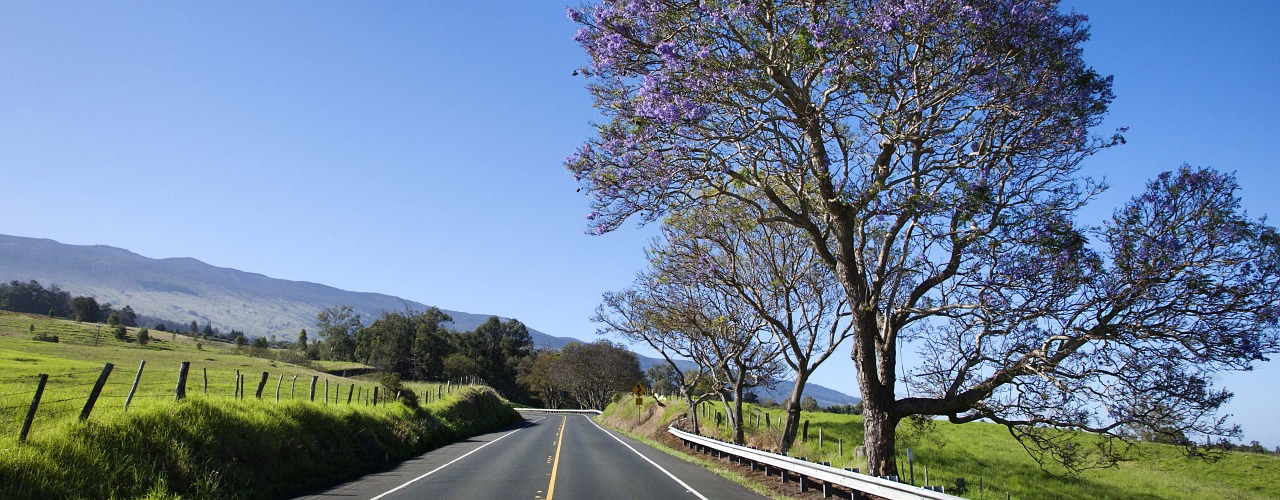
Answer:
[19, 374, 49, 443]
[347, 384, 354, 404]
[124, 360, 146, 412]
[373, 386, 379, 406]
[803, 420, 809, 442]
[255, 372, 268, 399]
[202, 367, 207, 394]
[291, 374, 298, 399]
[309, 376, 318, 402]
[275, 374, 283, 402]
[324, 379, 329, 405]
[80, 363, 114, 420]
[175, 361, 190, 400]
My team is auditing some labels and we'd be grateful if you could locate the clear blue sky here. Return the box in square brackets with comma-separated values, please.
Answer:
[1, 1, 1276, 447]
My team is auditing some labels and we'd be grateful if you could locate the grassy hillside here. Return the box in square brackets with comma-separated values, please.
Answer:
[600, 397, 1280, 499]
[0, 311, 522, 499]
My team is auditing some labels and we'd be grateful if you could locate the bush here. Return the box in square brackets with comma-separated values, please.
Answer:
[113, 325, 128, 341]
[380, 373, 419, 408]
[137, 328, 150, 346]
[32, 332, 59, 343]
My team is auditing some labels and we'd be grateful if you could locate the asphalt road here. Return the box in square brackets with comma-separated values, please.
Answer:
[298, 411, 766, 499]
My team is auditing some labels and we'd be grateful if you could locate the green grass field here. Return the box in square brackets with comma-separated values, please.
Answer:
[603, 396, 1280, 499]
[0, 311, 522, 499]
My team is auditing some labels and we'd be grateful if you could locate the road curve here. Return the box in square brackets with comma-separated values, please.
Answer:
[297, 411, 765, 499]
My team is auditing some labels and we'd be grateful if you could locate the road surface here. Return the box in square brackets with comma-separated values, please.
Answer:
[298, 411, 766, 499]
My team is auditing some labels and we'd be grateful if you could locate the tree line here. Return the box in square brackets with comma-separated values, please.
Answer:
[293, 305, 642, 408]
[0, 279, 141, 326]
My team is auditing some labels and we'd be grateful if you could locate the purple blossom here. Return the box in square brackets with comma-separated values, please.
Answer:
[566, 7, 583, 23]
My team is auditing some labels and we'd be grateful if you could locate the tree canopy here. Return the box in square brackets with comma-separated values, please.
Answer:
[567, 0, 1280, 476]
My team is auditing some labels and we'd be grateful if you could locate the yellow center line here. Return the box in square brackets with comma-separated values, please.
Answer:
[546, 416, 567, 500]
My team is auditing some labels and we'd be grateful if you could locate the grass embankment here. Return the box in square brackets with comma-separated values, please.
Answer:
[0, 311, 523, 498]
[599, 397, 1280, 499]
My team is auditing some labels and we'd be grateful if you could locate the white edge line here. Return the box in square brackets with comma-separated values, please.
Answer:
[369, 417, 544, 500]
[584, 416, 711, 500]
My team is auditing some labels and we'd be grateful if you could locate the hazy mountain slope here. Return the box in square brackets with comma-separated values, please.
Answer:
[0, 233, 857, 406]
[0, 234, 565, 342]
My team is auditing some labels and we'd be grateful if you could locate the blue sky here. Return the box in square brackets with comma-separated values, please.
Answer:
[2, 1, 1277, 447]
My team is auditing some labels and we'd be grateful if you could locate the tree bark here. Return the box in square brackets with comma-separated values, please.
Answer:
[731, 385, 746, 445]
[863, 403, 901, 478]
[778, 373, 809, 453]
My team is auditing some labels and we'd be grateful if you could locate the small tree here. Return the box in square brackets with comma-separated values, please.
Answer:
[70, 296, 100, 323]
[113, 324, 127, 341]
[137, 328, 150, 346]
[800, 396, 820, 412]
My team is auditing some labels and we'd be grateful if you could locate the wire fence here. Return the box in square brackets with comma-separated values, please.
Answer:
[0, 361, 471, 442]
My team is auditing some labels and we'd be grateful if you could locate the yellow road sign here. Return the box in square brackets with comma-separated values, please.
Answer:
[632, 383, 646, 396]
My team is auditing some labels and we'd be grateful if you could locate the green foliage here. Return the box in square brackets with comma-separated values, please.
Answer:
[800, 395, 819, 412]
[315, 306, 361, 362]
[601, 399, 1280, 500]
[0, 389, 519, 499]
[137, 328, 150, 346]
[69, 296, 100, 323]
[32, 332, 59, 343]
[645, 364, 679, 396]
[113, 324, 128, 341]
[0, 280, 72, 318]
[0, 311, 522, 498]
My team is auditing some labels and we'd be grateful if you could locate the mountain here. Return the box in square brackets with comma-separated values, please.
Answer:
[0, 234, 578, 343]
[0, 233, 858, 406]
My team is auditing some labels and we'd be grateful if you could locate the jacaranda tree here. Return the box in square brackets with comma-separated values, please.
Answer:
[566, 0, 1280, 475]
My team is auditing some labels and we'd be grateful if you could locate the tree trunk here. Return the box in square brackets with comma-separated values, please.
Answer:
[731, 385, 745, 445]
[684, 394, 700, 434]
[863, 404, 901, 477]
[778, 373, 809, 453]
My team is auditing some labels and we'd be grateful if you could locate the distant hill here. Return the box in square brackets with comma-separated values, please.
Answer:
[0, 234, 578, 344]
[0, 233, 858, 407]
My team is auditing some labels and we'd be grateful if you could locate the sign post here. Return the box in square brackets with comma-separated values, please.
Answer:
[632, 383, 646, 424]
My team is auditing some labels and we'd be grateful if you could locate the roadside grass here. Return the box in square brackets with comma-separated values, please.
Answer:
[601, 398, 1280, 499]
[0, 311, 523, 498]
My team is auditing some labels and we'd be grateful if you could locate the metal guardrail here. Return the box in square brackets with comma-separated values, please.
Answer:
[669, 426, 965, 500]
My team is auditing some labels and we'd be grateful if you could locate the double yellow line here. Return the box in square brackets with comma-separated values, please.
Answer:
[545, 416, 567, 500]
